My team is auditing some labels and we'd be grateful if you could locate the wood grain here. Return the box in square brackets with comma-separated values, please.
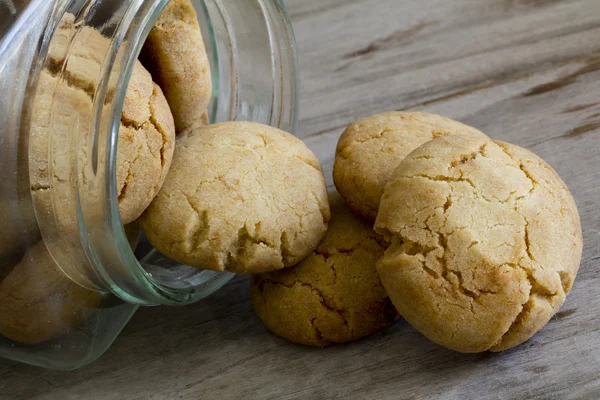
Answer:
[3, 0, 600, 398]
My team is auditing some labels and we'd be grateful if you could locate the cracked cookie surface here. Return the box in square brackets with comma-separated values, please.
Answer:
[251, 193, 396, 347]
[334, 111, 488, 220]
[0, 242, 103, 345]
[117, 61, 176, 224]
[375, 135, 582, 353]
[29, 61, 175, 226]
[140, 121, 330, 274]
[141, 0, 212, 132]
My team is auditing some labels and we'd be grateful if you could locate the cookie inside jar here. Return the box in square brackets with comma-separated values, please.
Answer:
[32, 0, 222, 296]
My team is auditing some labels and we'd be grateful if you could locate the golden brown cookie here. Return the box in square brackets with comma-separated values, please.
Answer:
[0, 242, 103, 345]
[251, 193, 397, 347]
[117, 61, 176, 224]
[29, 61, 175, 227]
[44, 18, 176, 222]
[375, 135, 582, 353]
[333, 111, 488, 220]
[141, 0, 212, 132]
[141, 121, 330, 274]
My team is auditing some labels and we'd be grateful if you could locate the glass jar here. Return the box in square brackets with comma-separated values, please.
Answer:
[0, 0, 297, 370]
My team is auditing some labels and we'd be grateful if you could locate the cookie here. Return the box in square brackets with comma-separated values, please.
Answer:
[117, 61, 176, 224]
[375, 135, 582, 353]
[251, 193, 397, 347]
[333, 111, 488, 220]
[141, 121, 330, 274]
[0, 242, 103, 345]
[141, 0, 212, 132]
[29, 61, 175, 227]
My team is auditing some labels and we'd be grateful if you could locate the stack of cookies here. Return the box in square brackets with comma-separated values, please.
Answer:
[140, 99, 581, 352]
[245, 112, 583, 353]
[135, 2, 582, 353]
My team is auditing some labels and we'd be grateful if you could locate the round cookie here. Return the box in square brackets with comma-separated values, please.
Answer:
[333, 111, 487, 221]
[28, 62, 175, 227]
[141, 0, 212, 132]
[375, 135, 582, 353]
[117, 61, 176, 224]
[251, 193, 397, 347]
[140, 121, 330, 274]
[0, 241, 103, 345]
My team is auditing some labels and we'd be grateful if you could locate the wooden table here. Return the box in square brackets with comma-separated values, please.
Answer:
[3, 0, 600, 398]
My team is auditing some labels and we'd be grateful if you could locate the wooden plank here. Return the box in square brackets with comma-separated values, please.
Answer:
[2, 0, 600, 399]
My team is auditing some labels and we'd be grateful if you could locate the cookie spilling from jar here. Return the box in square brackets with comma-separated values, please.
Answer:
[247, 111, 581, 352]
[140, 122, 330, 275]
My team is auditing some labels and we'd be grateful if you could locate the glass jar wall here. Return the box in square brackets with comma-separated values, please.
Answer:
[0, 0, 297, 370]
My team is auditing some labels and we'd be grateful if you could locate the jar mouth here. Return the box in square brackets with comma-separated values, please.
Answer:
[30, 0, 298, 305]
